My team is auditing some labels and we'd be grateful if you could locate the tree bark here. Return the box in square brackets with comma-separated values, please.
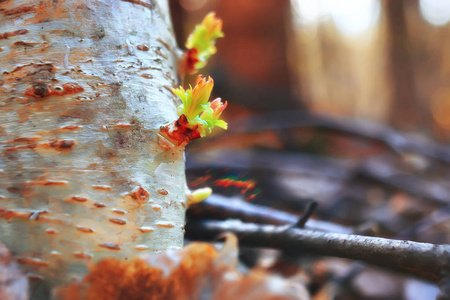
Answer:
[0, 0, 186, 286]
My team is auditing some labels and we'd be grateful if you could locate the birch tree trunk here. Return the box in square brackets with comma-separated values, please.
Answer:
[0, 0, 186, 286]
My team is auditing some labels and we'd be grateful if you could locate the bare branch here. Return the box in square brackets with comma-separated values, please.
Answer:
[186, 219, 450, 282]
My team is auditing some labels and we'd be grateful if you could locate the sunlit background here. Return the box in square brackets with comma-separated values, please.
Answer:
[172, 0, 450, 139]
[170, 1, 450, 299]
[290, 0, 450, 136]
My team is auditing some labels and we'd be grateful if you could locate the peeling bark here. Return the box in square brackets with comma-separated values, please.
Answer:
[0, 0, 186, 286]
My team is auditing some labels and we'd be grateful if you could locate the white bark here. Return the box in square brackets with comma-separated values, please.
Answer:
[0, 0, 185, 284]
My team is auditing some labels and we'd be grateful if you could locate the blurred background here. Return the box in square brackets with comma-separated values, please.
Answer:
[170, 1, 450, 299]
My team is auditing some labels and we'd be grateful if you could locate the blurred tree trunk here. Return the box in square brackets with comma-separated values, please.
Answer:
[385, 0, 429, 130]
[0, 0, 186, 292]
[213, 0, 303, 112]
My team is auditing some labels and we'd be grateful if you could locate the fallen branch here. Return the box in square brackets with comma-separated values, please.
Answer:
[357, 157, 450, 206]
[187, 150, 450, 207]
[208, 111, 450, 164]
[186, 219, 450, 282]
[187, 194, 353, 234]
[326, 205, 450, 292]
[396, 205, 450, 240]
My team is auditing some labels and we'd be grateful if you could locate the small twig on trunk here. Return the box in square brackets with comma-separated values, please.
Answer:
[292, 200, 318, 228]
[186, 219, 450, 282]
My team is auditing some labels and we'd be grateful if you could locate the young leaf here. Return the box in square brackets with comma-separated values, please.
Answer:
[172, 75, 227, 137]
[182, 12, 224, 74]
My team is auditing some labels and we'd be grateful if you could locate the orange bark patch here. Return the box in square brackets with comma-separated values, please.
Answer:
[128, 186, 149, 203]
[48, 139, 75, 151]
[16, 257, 49, 267]
[24, 82, 84, 99]
[155, 49, 168, 59]
[71, 196, 88, 202]
[27, 180, 68, 186]
[111, 209, 127, 215]
[155, 222, 174, 228]
[157, 189, 168, 195]
[4, 4, 36, 15]
[76, 226, 94, 233]
[0, 209, 53, 221]
[12, 41, 38, 48]
[138, 226, 154, 233]
[120, 0, 152, 9]
[28, 274, 45, 282]
[92, 185, 111, 191]
[98, 243, 121, 251]
[50, 251, 61, 257]
[45, 228, 58, 235]
[61, 125, 83, 130]
[5, 144, 36, 151]
[162, 85, 172, 93]
[113, 123, 132, 128]
[5, 139, 75, 152]
[2, 63, 54, 85]
[8, 0, 71, 25]
[151, 205, 161, 211]
[135, 245, 149, 250]
[136, 44, 149, 51]
[34, 216, 68, 226]
[0, 29, 29, 39]
[10, 136, 40, 143]
[73, 252, 93, 259]
[157, 38, 171, 51]
[4, 137, 39, 151]
[0, 209, 21, 221]
[109, 218, 126, 225]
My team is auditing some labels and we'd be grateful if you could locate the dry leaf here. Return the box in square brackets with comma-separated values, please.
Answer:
[56, 236, 309, 300]
[0, 243, 29, 300]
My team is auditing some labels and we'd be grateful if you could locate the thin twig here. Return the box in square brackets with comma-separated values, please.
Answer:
[186, 219, 450, 282]
[292, 200, 318, 228]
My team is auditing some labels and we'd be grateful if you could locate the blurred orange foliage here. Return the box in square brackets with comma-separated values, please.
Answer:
[56, 236, 308, 300]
